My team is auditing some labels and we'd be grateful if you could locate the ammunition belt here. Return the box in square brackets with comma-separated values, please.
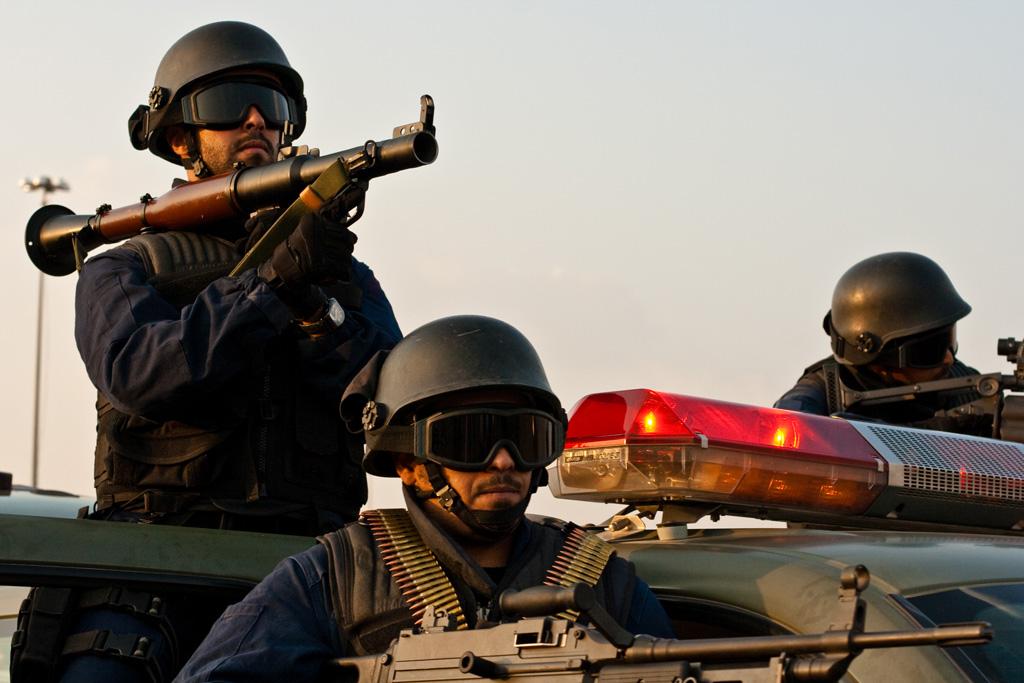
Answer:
[363, 509, 467, 630]
[543, 526, 615, 620]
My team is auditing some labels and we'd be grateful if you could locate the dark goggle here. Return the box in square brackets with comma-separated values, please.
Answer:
[180, 82, 295, 129]
[413, 408, 565, 472]
[878, 326, 957, 369]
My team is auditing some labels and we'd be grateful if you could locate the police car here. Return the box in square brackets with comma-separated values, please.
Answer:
[1, 390, 1022, 681]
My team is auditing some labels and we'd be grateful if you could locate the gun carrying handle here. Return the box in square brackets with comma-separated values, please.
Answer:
[499, 584, 592, 617]
[499, 584, 634, 649]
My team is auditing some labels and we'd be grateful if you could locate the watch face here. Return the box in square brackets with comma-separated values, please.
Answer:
[299, 298, 345, 337]
[326, 299, 345, 327]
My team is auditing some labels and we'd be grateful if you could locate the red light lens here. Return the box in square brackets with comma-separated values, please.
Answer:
[629, 391, 694, 439]
[566, 390, 694, 448]
[656, 392, 879, 467]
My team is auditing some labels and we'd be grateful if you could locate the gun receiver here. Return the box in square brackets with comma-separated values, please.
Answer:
[25, 95, 438, 276]
[325, 565, 991, 683]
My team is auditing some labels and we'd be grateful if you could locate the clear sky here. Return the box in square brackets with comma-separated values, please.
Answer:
[1, 2, 1021, 521]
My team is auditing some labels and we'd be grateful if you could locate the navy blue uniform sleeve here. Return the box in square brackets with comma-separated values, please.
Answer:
[75, 248, 400, 419]
[294, 259, 401, 404]
[352, 259, 401, 343]
[625, 577, 676, 638]
[774, 371, 830, 415]
[173, 545, 341, 683]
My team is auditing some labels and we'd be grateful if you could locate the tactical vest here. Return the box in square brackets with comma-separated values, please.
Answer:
[93, 230, 367, 526]
[317, 511, 636, 656]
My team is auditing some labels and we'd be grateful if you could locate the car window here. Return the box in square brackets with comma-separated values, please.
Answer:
[1, 586, 30, 683]
[658, 596, 792, 639]
[906, 583, 1024, 683]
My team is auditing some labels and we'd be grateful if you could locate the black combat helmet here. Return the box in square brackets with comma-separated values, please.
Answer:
[825, 252, 971, 366]
[128, 21, 307, 167]
[355, 315, 565, 477]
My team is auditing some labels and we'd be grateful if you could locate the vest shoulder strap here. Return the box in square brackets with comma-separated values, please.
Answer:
[317, 510, 467, 656]
[820, 359, 843, 414]
[318, 522, 417, 656]
[121, 231, 239, 308]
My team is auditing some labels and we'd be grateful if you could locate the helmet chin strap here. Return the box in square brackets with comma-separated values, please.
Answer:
[181, 129, 213, 178]
[422, 462, 543, 542]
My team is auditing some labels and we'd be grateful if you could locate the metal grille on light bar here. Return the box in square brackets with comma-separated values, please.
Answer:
[853, 423, 1024, 503]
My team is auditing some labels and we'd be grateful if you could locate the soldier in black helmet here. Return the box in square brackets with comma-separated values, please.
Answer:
[81, 21, 401, 537]
[775, 252, 981, 429]
[12, 22, 400, 683]
[175, 315, 675, 682]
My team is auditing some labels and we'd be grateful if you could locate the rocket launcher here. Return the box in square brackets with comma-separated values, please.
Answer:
[25, 96, 438, 276]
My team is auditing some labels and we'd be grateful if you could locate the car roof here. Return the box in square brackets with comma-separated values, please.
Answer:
[0, 485, 91, 519]
[617, 527, 1024, 597]
[0, 514, 313, 590]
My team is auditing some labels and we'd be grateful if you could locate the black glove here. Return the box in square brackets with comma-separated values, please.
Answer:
[257, 211, 357, 319]
[320, 179, 367, 228]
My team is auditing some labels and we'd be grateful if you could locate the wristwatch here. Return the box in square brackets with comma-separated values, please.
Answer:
[297, 297, 345, 338]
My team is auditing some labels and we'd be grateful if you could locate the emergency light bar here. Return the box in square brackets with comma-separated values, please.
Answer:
[548, 389, 1024, 532]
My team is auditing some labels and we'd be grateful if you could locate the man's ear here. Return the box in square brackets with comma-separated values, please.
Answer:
[394, 453, 419, 486]
[165, 125, 190, 160]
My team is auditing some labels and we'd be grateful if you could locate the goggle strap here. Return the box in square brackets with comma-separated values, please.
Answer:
[365, 424, 414, 454]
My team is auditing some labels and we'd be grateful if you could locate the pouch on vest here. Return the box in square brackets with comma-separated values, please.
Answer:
[96, 394, 238, 494]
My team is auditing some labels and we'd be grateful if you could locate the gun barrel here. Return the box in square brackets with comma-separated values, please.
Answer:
[624, 622, 991, 663]
[851, 623, 993, 649]
[232, 131, 438, 211]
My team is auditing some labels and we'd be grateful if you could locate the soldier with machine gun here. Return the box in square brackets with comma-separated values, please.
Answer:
[776, 252, 1024, 442]
[174, 315, 676, 682]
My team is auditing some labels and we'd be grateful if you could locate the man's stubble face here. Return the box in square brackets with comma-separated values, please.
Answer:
[195, 105, 280, 175]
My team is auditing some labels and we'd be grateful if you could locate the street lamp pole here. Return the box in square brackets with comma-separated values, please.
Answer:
[19, 175, 70, 488]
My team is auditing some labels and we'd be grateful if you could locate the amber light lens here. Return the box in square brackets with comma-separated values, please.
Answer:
[686, 448, 883, 514]
[560, 446, 630, 491]
[559, 445, 883, 514]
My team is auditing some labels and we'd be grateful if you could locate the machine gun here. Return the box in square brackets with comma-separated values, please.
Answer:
[325, 566, 990, 683]
[834, 337, 1024, 442]
[25, 95, 438, 276]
